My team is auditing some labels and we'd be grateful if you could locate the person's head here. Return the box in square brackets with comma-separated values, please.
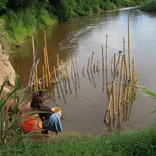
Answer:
[39, 90, 43, 97]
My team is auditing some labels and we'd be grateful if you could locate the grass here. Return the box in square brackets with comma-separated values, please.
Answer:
[1, 125, 156, 156]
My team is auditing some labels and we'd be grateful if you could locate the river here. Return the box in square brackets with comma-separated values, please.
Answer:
[11, 7, 156, 135]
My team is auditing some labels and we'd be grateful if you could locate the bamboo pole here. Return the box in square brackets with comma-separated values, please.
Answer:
[87, 70, 92, 83]
[75, 56, 79, 75]
[53, 65, 57, 83]
[66, 59, 69, 78]
[28, 36, 36, 87]
[35, 65, 38, 91]
[44, 31, 51, 86]
[57, 53, 60, 79]
[128, 17, 132, 81]
[82, 67, 85, 77]
[96, 60, 100, 75]
[90, 52, 94, 71]
[102, 46, 104, 92]
[61, 60, 65, 79]
[71, 53, 76, 76]
[123, 55, 128, 80]
[44, 46, 49, 87]
[114, 51, 122, 81]
[126, 80, 131, 104]
[87, 58, 90, 72]
[105, 35, 108, 82]
[112, 81, 116, 116]
[123, 37, 126, 55]
[117, 55, 124, 111]
[53, 65, 60, 99]
[114, 53, 116, 76]
[42, 65, 45, 89]
[111, 56, 114, 75]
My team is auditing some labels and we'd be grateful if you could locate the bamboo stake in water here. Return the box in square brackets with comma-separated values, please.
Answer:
[112, 81, 116, 116]
[82, 67, 85, 77]
[75, 56, 79, 75]
[53, 65, 57, 83]
[53, 65, 60, 99]
[96, 60, 100, 75]
[42, 65, 45, 89]
[123, 55, 128, 80]
[66, 59, 69, 78]
[111, 56, 114, 75]
[44, 31, 51, 86]
[57, 53, 60, 79]
[128, 17, 132, 81]
[90, 52, 94, 71]
[105, 35, 108, 83]
[114, 53, 116, 77]
[118, 55, 124, 111]
[102, 46, 104, 92]
[35, 65, 38, 91]
[114, 51, 122, 81]
[104, 83, 112, 122]
[44, 47, 49, 87]
[87, 58, 90, 72]
[123, 37, 126, 55]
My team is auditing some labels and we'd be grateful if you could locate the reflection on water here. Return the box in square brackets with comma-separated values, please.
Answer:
[11, 8, 156, 135]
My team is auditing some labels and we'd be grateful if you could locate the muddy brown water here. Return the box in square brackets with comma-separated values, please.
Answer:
[11, 7, 156, 135]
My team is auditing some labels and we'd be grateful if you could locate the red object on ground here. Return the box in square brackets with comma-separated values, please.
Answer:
[22, 116, 34, 132]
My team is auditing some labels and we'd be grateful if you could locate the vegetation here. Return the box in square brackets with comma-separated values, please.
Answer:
[0, 0, 147, 47]
[1, 125, 156, 155]
[0, 77, 39, 144]
[140, 0, 156, 12]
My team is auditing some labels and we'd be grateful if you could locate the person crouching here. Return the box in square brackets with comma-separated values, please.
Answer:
[38, 106, 63, 134]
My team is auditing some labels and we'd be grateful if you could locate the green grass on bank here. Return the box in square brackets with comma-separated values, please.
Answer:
[1, 125, 156, 156]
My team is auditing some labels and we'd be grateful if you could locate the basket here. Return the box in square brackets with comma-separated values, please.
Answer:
[52, 107, 62, 118]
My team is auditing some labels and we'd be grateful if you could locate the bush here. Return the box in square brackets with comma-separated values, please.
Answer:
[140, 0, 156, 12]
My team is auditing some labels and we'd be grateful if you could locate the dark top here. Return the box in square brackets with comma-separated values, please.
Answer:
[30, 94, 44, 109]
[38, 106, 54, 121]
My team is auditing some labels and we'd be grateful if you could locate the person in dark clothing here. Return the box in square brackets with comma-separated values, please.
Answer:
[30, 91, 44, 109]
[38, 106, 63, 134]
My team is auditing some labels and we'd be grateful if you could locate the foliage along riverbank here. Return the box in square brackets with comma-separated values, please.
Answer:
[0, 0, 146, 48]
[140, 0, 156, 12]
[1, 125, 156, 156]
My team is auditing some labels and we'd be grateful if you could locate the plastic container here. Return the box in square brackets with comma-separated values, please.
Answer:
[22, 116, 34, 132]
[52, 107, 62, 118]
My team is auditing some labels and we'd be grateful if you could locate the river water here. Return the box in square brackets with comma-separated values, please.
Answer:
[11, 7, 156, 135]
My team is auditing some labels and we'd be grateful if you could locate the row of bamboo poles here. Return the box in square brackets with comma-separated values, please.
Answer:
[28, 31, 80, 103]
[104, 17, 137, 124]
[27, 17, 138, 123]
